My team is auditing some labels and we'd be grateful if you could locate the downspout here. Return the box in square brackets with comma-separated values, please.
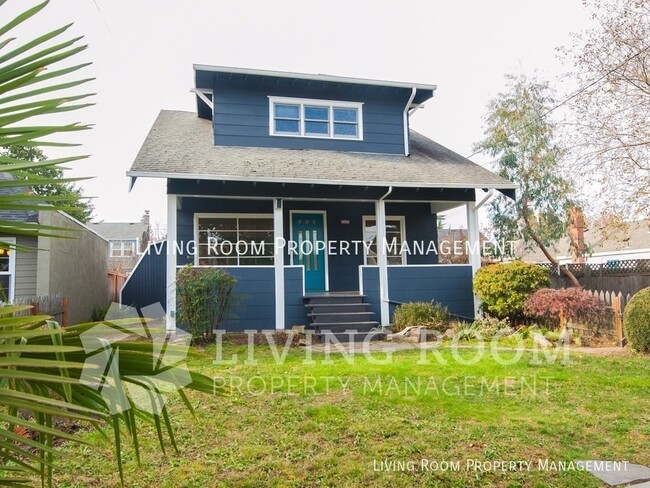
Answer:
[379, 186, 393, 202]
[403, 87, 417, 156]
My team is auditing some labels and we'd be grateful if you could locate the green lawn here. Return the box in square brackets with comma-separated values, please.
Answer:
[53, 343, 650, 487]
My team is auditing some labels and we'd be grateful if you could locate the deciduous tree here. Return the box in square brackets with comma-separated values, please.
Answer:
[0, 145, 94, 222]
[565, 0, 650, 218]
[474, 74, 581, 287]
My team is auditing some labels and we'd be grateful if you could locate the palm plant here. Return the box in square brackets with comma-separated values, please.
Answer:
[0, 2, 218, 486]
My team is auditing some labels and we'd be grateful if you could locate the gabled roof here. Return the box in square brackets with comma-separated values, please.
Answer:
[88, 221, 148, 241]
[127, 110, 517, 193]
[517, 219, 650, 262]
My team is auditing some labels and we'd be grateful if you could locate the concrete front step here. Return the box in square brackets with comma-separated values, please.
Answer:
[304, 294, 366, 305]
[309, 311, 375, 324]
[314, 321, 379, 333]
[315, 331, 387, 342]
[307, 303, 371, 314]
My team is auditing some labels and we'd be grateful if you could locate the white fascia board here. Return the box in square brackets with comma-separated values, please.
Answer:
[126, 170, 519, 191]
[193, 64, 437, 92]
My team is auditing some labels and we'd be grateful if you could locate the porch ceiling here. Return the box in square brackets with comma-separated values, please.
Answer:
[128, 110, 517, 197]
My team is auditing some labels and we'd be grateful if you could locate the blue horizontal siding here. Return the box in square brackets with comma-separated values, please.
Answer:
[360, 267, 381, 319]
[121, 241, 167, 312]
[212, 83, 409, 154]
[361, 265, 475, 323]
[285, 266, 307, 328]
[387, 265, 474, 320]
[219, 267, 275, 331]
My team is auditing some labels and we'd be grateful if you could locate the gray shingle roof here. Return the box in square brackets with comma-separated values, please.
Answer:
[0, 172, 38, 223]
[518, 219, 650, 262]
[87, 222, 148, 241]
[127, 110, 517, 190]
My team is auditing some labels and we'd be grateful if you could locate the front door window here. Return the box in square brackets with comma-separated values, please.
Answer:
[291, 213, 326, 291]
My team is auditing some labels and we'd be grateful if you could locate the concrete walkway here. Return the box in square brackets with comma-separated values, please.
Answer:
[580, 461, 650, 486]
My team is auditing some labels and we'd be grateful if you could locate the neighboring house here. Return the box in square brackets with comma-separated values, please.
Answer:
[89, 211, 150, 275]
[124, 65, 517, 332]
[0, 172, 109, 324]
[517, 218, 650, 265]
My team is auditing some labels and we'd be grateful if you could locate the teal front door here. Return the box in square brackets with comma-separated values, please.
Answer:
[291, 213, 326, 291]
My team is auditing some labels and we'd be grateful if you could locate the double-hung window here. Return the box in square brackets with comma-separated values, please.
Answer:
[362, 216, 406, 265]
[110, 240, 137, 257]
[269, 97, 363, 140]
[0, 238, 16, 302]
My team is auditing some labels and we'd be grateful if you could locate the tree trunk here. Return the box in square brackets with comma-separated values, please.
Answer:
[528, 232, 582, 288]
[521, 203, 582, 288]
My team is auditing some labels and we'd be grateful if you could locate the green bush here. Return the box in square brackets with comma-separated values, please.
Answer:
[392, 300, 450, 332]
[473, 261, 550, 320]
[176, 265, 238, 343]
[91, 304, 110, 322]
[623, 287, 650, 352]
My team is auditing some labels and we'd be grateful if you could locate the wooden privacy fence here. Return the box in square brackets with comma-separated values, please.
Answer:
[580, 289, 630, 346]
[13, 292, 69, 326]
[108, 271, 127, 303]
[539, 259, 650, 298]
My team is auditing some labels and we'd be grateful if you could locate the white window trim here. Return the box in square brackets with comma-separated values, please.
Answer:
[268, 96, 364, 141]
[194, 213, 275, 267]
[362, 215, 407, 265]
[0, 237, 16, 303]
[110, 239, 138, 258]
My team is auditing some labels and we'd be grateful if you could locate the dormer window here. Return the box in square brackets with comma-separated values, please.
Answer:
[269, 97, 363, 140]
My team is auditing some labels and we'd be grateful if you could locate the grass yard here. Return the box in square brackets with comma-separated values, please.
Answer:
[52, 342, 650, 487]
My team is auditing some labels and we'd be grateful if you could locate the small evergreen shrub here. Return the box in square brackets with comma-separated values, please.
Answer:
[473, 261, 550, 320]
[176, 265, 238, 343]
[523, 287, 610, 330]
[392, 301, 450, 332]
[623, 287, 650, 352]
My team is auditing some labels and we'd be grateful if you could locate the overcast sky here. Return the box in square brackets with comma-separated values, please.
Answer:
[5, 0, 594, 228]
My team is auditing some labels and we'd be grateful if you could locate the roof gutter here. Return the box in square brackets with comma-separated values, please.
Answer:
[403, 87, 417, 156]
[125, 170, 519, 191]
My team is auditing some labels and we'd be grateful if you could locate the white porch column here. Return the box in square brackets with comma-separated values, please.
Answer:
[466, 200, 481, 318]
[375, 199, 390, 326]
[273, 198, 285, 330]
[166, 194, 177, 331]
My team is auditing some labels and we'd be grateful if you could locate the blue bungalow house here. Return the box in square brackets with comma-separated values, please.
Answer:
[123, 65, 516, 334]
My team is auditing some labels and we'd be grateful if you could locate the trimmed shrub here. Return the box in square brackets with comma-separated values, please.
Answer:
[392, 301, 450, 332]
[624, 287, 650, 352]
[523, 287, 611, 330]
[176, 265, 238, 343]
[473, 261, 550, 320]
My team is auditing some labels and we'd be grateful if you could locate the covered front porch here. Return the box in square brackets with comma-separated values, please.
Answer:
[164, 178, 488, 331]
